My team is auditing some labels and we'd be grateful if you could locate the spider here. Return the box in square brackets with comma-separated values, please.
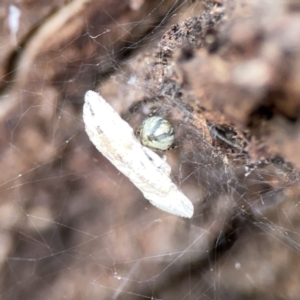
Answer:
[139, 116, 175, 151]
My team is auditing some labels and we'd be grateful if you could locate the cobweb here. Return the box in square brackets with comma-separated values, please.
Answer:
[1, 0, 300, 299]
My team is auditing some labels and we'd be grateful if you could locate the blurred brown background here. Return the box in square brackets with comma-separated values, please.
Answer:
[1, 0, 300, 299]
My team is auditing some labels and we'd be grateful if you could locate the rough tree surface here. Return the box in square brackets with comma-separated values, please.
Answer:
[0, 0, 300, 299]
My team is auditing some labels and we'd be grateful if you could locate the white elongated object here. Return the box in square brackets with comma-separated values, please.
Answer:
[83, 90, 194, 218]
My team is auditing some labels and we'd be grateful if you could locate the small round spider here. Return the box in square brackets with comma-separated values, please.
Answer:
[139, 116, 175, 151]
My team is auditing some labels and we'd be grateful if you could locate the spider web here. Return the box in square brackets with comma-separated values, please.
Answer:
[0, 0, 300, 299]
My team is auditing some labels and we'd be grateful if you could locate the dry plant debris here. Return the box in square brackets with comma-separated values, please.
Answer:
[0, 0, 300, 299]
